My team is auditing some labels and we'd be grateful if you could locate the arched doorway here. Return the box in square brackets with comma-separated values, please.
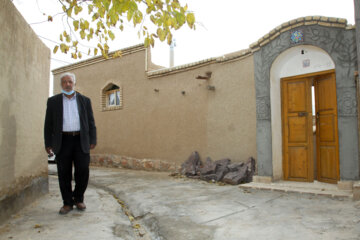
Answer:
[270, 45, 339, 183]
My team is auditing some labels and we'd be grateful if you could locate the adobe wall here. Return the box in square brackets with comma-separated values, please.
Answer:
[0, 0, 50, 224]
[53, 47, 257, 170]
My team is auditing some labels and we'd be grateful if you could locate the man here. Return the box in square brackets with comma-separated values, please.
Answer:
[44, 72, 97, 215]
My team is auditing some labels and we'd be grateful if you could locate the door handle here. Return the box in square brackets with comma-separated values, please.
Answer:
[298, 112, 308, 117]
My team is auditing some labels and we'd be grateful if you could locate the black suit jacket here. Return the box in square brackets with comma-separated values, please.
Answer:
[44, 92, 97, 154]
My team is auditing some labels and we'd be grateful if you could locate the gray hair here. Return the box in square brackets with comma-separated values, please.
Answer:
[59, 72, 76, 84]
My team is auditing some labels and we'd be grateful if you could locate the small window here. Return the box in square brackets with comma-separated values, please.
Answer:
[107, 89, 121, 106]
[102, 83, 122, 111]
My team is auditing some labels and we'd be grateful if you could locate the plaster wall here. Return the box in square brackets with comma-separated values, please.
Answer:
[206, 57, 256, 162]
[0, 0, 50, 222]
[270, 45, 335, 180]
[53, 51, 256, 167]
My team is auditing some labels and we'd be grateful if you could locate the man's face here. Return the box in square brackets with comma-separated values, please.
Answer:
[61, 75, 75, 92]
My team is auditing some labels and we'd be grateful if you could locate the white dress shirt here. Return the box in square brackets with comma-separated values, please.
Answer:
[62, 93, 80, 132]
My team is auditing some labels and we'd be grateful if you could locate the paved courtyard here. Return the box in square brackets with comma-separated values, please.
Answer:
[1, 166, 360, 240]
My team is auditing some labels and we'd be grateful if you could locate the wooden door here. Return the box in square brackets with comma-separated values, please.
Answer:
[315, 72, 339, 183]
[281, 76, 314, 182]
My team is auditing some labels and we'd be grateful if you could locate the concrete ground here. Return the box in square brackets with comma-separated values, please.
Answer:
[1, 166, 360, 240]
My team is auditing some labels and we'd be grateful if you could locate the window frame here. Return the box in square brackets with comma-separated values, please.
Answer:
[101, 83, 123, 111]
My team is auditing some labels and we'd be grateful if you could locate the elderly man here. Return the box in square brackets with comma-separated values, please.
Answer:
[44, 72, 97, 214]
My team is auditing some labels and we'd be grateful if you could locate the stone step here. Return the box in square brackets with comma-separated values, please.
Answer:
[239, 180, 353, 199]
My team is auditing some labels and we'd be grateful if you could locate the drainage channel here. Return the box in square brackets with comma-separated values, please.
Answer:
[88, 180, 157, 240]
[111, 194, 152, 240]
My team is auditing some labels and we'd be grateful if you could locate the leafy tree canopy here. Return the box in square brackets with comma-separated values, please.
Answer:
[50, 0, 195, 59]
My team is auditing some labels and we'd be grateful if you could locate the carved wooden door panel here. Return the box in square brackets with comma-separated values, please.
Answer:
[281, 76, 314, 182]
[315, 72, 340, 183]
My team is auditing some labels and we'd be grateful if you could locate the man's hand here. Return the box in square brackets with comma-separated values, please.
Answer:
[45, 147, 54, 156]
[90, 144, 96, 150]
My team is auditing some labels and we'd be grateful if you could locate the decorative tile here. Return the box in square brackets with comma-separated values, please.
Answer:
[290, 29, 304, 44]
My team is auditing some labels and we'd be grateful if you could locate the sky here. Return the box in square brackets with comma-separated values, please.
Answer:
[12, 0, 356, 76]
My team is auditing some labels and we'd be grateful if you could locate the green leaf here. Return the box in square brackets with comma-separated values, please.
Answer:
[146, 7, 152, 14]
[176, 12, 185, 26]
[88, 5, 94, 14]
[74, 6, 83, 15]
[186, 13, 195, 28]
[92, 13, 99, 21]
[80, 21, 85, 30]
[144, 37, 150, 47]
[127, 10, 134, 21]
[53, 45, 59, 54]
[99, 6, 105, 18]
[165, 17, 172, 27]
[108, 30, 115, 40]
[108, 8, 118, 24]
[171, 1, 180, 9]
[103, 0, 111, 10]
[65, 34, 71, 43]
[167, 32, 172, 45]
[150, 15, 156, 24]
[60, 43, 67, 53]
[137, 11, 143, 23]
[94, 48, 98, 55]
[112, 50, 122, 58]
[73, 20, 79, 31]
[150, 35, 154, 47]
[66, 7, 73, 17]
[84, 20, 90, 30]
[96, 21, 102, 30]
[157, 28, 166, 41]
[80, 30, 86, 39]
[129, 1, 138, 11]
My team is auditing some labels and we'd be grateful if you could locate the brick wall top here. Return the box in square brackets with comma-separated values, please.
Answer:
[147, 49, 253, 78]
[52, 44, 146, 74]
[249, 16, 355, 52]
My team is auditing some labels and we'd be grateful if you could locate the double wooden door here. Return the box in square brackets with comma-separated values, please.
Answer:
[281, 70, 339, 183]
